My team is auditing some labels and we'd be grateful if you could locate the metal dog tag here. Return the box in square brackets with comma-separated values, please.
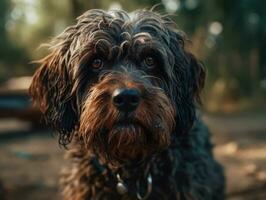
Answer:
[116, 181, 128, 195]
[116, 173, 128, 195]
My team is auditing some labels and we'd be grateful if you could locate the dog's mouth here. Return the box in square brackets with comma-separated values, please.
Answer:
[113, 118, 147, 132]
[107, 117, 147, 141]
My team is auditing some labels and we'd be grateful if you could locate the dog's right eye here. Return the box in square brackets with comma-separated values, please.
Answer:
[91, 58, 103, 70]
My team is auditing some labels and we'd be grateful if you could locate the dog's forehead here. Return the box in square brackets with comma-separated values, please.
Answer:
[77, 9, 171, 45]
[71, 9, 177, 79]
[119, 10, 170, 42]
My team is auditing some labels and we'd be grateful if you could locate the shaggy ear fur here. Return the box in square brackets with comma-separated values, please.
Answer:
[186, 52, 206, 104]
[168, 30, 206, 134]
[29, 9, 114, 146]
[29, 36, 78, 146]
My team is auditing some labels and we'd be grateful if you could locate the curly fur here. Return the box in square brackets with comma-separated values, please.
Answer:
[30, 9, 224, 200]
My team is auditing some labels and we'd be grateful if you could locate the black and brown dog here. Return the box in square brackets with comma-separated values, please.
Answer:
[30, 9, 225, 200]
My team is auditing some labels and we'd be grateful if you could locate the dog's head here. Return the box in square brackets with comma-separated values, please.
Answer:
[30, 9, 205, 164]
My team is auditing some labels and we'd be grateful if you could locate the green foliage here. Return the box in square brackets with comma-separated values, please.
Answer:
[0, 0, 29, 82]
[174, 0, 266, 99]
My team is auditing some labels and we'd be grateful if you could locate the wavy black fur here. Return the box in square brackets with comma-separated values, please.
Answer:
[30, 9, 225, 200]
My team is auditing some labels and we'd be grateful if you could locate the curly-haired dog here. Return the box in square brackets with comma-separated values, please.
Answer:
[30, 9, 225, 200]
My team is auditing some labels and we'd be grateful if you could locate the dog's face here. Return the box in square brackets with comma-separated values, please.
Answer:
[30, 9, 205, 164]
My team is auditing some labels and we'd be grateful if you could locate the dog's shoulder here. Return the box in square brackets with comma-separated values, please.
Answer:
[188, 115, 214, 150]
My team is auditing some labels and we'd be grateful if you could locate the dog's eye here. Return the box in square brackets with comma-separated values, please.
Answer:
[91, 58, 103, 70]
[144, 56, 156, 69]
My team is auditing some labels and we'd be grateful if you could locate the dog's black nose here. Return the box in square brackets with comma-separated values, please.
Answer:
[112, 88, 141, 112]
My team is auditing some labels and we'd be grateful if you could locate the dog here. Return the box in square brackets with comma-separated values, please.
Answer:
[29, 9, 225, 200]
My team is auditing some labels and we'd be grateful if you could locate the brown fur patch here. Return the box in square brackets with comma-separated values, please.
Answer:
[78, 71, 175, 164]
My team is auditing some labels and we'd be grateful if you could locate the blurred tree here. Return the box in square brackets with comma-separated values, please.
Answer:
[216, 0, 266, 94]
[8, 0, 73, 59]
[173, 0, 266, 98]
[0, 0, 28, 82]
[0, 0, 10, 62]
[70, 0, 102, 18]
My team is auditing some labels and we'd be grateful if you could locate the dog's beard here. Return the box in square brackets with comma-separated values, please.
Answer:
[78, 72, 175, 164]
[107, 122, 148, 161]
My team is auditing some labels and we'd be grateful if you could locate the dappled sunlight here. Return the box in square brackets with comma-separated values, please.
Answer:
[0, 76, 32, 91]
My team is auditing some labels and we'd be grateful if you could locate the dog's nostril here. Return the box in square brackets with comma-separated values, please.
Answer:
[131, 95, 140, 105]
[112, 88, 141, 112]
[113, 95, 124, 106]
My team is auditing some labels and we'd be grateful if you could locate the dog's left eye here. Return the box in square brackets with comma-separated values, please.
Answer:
[91, 58, 103, 70]
[143, 56, 156, 69]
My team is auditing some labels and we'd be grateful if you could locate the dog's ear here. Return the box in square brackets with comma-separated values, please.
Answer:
[168, 30, 206, 133]
[29, 39, 77, 146]
[185, 52, 206, 104]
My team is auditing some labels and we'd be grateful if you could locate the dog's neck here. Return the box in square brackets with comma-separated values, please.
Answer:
[97, 153, 154, 181]
[91, 152, 154, 198]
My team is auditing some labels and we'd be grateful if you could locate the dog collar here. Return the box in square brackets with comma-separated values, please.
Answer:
[116, 172, 153, 200]
[136, 173, 153, 200]
[91, 156, 153, 199]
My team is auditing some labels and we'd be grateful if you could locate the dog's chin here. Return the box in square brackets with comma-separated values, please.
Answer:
[106, 122, 151, 162]
[88, 118, 171, 164]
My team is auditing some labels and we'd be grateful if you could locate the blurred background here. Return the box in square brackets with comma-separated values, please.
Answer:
[0, 0, 265, 199]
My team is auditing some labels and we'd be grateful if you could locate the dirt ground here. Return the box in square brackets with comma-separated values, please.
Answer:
[0, 112, 266, 200]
